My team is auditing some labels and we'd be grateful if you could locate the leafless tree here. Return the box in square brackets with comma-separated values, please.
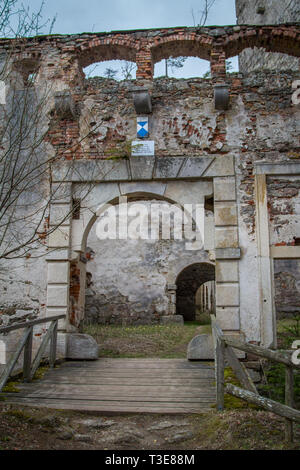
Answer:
[0, 1, 118, 261]
[191, 0, 217, 27]
[164, 0, 217, 78]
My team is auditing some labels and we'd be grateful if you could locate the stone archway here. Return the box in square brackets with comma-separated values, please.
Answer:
[176, 262, 215, 321]
[67, 180, 213, 329]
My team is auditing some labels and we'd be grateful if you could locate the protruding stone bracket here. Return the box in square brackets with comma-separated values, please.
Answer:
[54, 91, 77, 119]
[132, 87, 152, 114]
[214, 83, 230, 110]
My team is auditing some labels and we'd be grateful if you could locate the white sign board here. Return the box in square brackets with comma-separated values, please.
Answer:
[131, 140, 155, 157]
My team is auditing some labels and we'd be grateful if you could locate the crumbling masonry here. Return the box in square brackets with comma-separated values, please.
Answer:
[0, 21, 300, 364]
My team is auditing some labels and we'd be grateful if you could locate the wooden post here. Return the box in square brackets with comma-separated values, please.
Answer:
[285, 365, 294, 442]
[49, 320, 58, 368]
[216, 336, 225, 411]
[23, 327, 33, 382]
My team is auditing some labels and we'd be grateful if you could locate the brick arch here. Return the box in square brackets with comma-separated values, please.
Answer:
[224, 26, 300, 59]
[76, 38, 139, 68]
[151, 35, 212, 63]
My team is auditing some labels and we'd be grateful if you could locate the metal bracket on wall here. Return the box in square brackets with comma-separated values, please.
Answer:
[132, 87, 152, 114]
[214, 83, 230, 111]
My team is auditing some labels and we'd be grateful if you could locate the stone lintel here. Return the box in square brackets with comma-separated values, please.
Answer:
[254, 161, 300, 175]
[52, 155, 235, 183]
[270, 245, 300, 259]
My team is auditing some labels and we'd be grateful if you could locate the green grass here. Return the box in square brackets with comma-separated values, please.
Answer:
[83, 322, 209, 358]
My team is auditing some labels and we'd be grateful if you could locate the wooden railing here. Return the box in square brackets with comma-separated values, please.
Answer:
[211, 315, 300, 442]
[0, 315, 65, 392]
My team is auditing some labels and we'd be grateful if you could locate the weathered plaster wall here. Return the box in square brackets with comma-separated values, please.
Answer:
[84, 200, 212, 325]
[236, 0, 300, 72]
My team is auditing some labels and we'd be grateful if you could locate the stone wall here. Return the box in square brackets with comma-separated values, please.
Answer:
[0, 25, 300, 356]
[236, 0, 300, 72]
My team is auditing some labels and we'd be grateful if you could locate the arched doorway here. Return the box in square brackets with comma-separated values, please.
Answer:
[176, 262, 215, 322]
[67, 180, 213, 329]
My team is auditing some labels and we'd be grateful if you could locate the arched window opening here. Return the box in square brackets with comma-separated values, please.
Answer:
[84, 60, 137, 81]
[154, 57, 211, 79]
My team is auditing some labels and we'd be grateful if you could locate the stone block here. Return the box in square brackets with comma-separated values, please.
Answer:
[46, 249, 70, 261]
[48, 226, 70, 248]
[214, 202, 238, 226]
[165, 180, 212, 206]
[204, 215, 215, 250]
[203, 156, 235, 177]
[215, 227, 238, 248]
[214, 176, 236, 201]
[160, 315, 184, 325]
[216, 283, 239, 307]
[215, 248, 241, 259]
[187, 334, 214, 360]
[51, 183, 72, 203]
[120, 181, 166, 197]
[178, 157, 213, 178]
[154, 157, 185, 179]
[66, 333, 99, 360]
[47, 262, 69, 284]
[50, 204, 72, 226]
[216, 307, 240, 330]
[216, 260, 239, 282]
[130, 155, 155, 180]
[47, 285, 68, 307]
[46, 308, 67, 330]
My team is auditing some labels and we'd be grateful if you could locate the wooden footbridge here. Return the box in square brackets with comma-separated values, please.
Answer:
[1, 314, 300, 443]
[0, 315, 216, 413]
[1, 358, 216, 413]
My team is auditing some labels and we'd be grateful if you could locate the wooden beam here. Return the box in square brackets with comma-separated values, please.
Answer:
[226, 384, 300, 424]
[223, 337, 299, 369]
[225, 345, 258, 394]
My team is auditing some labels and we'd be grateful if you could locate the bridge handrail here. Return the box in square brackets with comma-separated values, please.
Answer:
[0, 314, 65, 393]
[211, 314, 300, 443]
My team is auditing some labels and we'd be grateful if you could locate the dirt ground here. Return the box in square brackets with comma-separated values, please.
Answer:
[0, 402, 299, 451]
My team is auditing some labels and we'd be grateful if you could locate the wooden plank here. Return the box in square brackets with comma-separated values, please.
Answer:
[0, 315, 65, 334]
[2, 395, 214, 406]
[226, 384, 300, 423]
[1, 398, 211, 413]
[46, 367, 215, 376]
[215, 336, 225, 411]
[61, 362, 212, 370]
[225, 345, 258, 394]
[4, 392, 215, 403]
[17, 384, 215, 396]
[224, 338, 299, 369]
[40, 377, 214, 386]
[285, 366, 294, 442]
